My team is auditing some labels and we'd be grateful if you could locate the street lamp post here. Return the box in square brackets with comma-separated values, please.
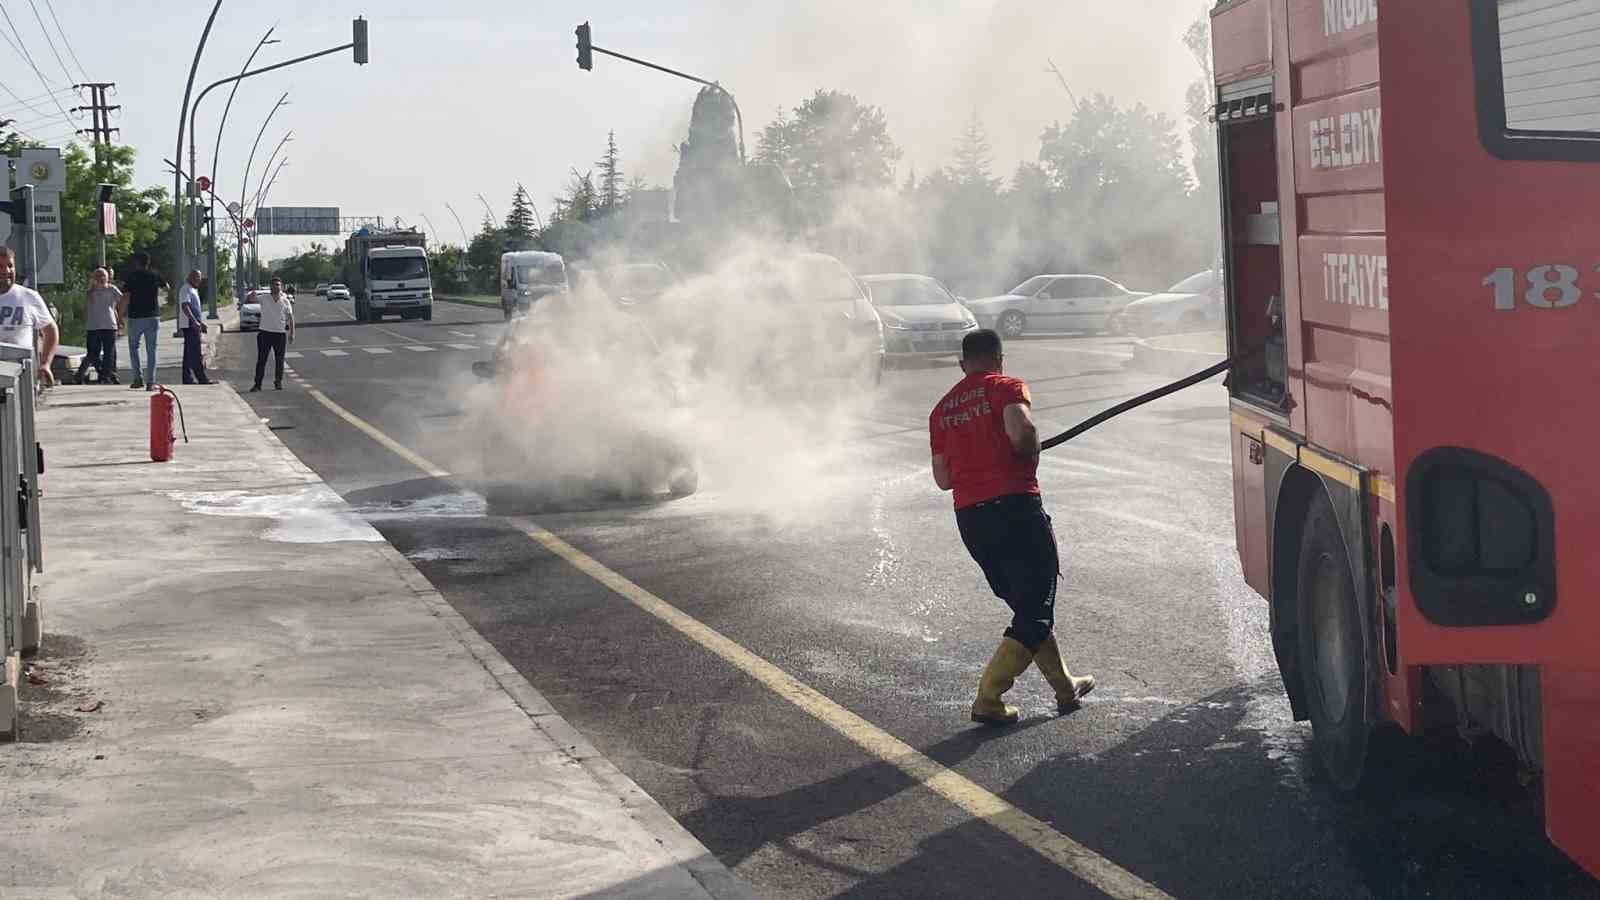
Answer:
[187, 16, 369, 303]
[237, 93, 289, 302]
[250, 149, 290, 284]
[419, 213, 441, 245]
[173, 0, 225, 296]
[476, 193, 497, 225]
[253, 158, 290, 282]
[203, 24, 280, 318]
[444, 203, 470, 245]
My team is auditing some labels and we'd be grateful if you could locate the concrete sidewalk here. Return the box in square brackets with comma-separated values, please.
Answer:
[0, 383, 755, 899]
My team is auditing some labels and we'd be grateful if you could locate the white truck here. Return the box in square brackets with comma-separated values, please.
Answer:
[342, 227, 434, 323]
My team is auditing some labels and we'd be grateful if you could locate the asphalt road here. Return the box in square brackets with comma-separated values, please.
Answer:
[215, 296, 1598, 900]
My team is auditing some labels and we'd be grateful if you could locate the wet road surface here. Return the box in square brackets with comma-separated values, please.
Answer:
[214, 296, 1598, 899]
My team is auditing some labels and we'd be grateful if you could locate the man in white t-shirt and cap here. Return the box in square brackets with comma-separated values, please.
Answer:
[250, 276, 294, 392]
[0, 246, 60, 387]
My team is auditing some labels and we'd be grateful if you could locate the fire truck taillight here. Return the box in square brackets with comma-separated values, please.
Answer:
[1405, 448, 1556, 629]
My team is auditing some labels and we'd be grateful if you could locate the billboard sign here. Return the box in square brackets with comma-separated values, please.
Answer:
[255, 206, 341, 235]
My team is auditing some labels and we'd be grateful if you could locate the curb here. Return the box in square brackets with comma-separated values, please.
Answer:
[1130, 334, 1228, 379]
[435, 295, 501, 311]
[236, 387, 757, 900]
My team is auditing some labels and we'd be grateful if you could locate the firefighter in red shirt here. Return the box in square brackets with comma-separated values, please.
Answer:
[930, 329, 1095, 725]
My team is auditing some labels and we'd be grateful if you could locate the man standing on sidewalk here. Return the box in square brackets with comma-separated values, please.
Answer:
[251, 276, 294, 392]
[0, 247, 60, 387]
[77, 267, 121, 384]
[179, 270, 211, 385]
[118, 252, 166, 391]
[929, 329, 1094, 726]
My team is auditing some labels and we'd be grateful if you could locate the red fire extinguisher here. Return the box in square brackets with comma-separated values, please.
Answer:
[150, 386, 189, 462]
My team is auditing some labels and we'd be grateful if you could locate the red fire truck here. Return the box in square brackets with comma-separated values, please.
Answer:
[1212, 0, 1599, 878]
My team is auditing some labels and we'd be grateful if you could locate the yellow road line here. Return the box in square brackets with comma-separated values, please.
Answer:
[303, 380, 1174, 900]
[306, 388, 451, 479]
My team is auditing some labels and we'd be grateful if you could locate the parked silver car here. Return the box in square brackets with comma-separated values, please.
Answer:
[1110, 270, 1223, 337]
[964, 274, 1146, 337]
[859, 274, 978, 358]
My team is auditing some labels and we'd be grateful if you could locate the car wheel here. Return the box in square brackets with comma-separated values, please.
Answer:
[999, 310, 1026, 338]
[422, 308, 433, 322]
[1297, 492, 1374, 792]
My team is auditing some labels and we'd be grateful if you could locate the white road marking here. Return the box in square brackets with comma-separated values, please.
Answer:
[363, 347, 393, 355]
[449, 330, 476, 338]
[298, 380, 1174, 900]
[329, 336, 348, 344]
[375, 326, 421, 343]
[445, 343, 477, 351]
[284, 351, 303, 359]
[320, 349, 348, 357]
[402, 344, 436, 352]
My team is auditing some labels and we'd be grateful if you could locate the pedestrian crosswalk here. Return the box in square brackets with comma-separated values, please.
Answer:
[282, 340, 491, 360]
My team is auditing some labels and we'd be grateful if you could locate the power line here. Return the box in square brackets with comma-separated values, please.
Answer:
[24, 0, 74, 87]
[38, 0, 87, 83]
[0, 0, 76, 130]
[0, 83, 77, 111]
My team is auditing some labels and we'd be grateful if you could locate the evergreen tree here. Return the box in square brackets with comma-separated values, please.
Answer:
[504, 183, 537, 249]
[950, 113, 1000, 190]
[596, 131, 623, 211]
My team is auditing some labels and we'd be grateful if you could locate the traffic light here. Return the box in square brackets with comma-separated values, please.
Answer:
[353, 16, 369, 65]
[576, 22, 592, 71]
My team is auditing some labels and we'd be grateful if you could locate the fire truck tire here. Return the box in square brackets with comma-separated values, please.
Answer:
[1295, 492, 1372, 792]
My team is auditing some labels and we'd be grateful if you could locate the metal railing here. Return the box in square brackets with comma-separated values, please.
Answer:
[0, 351, 43, 739]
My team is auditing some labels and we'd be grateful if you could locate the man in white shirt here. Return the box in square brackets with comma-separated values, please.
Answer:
[178, 270, 211, 385]
[0, 246, 60, 387]
[250, 276, 295, 392]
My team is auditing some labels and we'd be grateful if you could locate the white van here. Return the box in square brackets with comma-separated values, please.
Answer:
[500, 251, 569, 320]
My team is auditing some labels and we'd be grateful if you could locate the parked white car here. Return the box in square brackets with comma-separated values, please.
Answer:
[964, 274, 1146, 337]
[858, 273, 978, 358]
[236, 290, 264, 331]
[1109, 270, 1223, 337]
[326, 284, 352, 302]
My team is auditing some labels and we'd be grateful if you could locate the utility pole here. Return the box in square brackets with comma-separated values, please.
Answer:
[72, 83, 121, 174]
[73, 83, 120, 267]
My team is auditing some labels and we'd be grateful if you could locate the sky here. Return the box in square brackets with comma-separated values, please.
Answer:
[2, 0, 1208, 258]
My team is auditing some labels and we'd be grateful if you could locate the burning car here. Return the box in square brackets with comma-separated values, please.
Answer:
[470, 296, 698, 504]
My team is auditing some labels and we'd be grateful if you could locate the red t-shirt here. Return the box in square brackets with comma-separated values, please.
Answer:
[929, 371, 1040, 509]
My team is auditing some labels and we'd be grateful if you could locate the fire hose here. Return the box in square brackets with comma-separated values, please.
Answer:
[1040, 351, 1246, 452]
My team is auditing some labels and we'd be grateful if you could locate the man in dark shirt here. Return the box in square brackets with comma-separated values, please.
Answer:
[930, 329, 1095, 725]
[118, 252, 166, 391]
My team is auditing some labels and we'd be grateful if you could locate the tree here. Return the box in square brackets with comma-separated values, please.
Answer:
[466, 215, 505, 293]
[950, 113, 1000, 190]
[429, 244, 468, 294]
[275, 242, 340, 288]
[1184, 9, 1221, 262]
[504, 183, 537, 250]
[552, 168, 597, 224]
[1038, 94, 1206, 285]
[754, 89, 900, 224]
[24, 141, 176, 343]
[595, 131, 623, 212]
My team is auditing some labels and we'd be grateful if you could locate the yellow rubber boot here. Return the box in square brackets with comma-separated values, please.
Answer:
[1034, 634, 1096, 714]
[970, 637, 1035, 726]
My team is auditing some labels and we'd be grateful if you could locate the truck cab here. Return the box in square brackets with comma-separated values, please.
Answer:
[1215, 0, 1600, 878]
[361, 246, 432, 322]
